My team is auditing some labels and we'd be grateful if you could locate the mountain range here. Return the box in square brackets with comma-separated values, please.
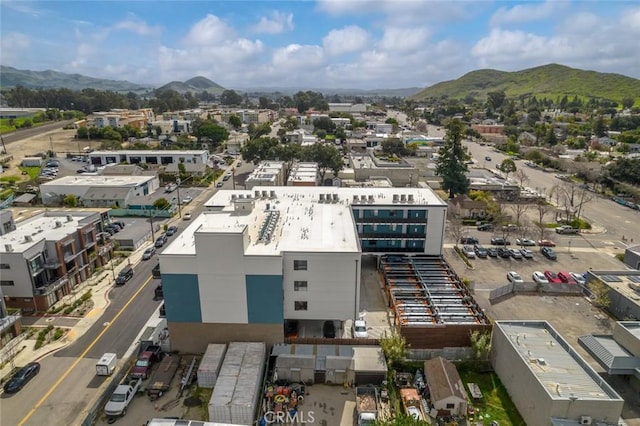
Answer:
[411, 64, 640, 103]
[1, 64, 638, 102]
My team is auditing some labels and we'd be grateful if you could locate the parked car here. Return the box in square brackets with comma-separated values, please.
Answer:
[183, 212, 192, 220]
[502, 224, 519, 232]
[537, 239, 556, 247]
[486, 247, 498, 258]
[462, 245, 476, 259]
[485, 156, 492, 161]
[491, 237, 511, 246]
[544, 270, 562, 284]
[155, 234, 167, 248]
[105, 225, 120, 234]
[3, 362, 40, 393]
[165, 226, 178, 236]
[558, 271, 577, 284]
[516, 238, 536, 246]
[540, 246, 558, 260]
[532, 271, 549, 284]
[473, 244, 488, 258]
[477, 223, 494, 232]
[323, 320, 336, 338]
[182, 195, 193, 204]
[509, 249, 523, 260]
[352, 319, 368, 338]
[507, 271, 524, 284]
[569, 272, 586, 285]
[216, 182, 224, 188]
[115, 265, 134, 285]
[460, 236, 479, 245]
[142, 247, 156, 260]
[520, 249, 534, 259]
[497, 247, 511, 258]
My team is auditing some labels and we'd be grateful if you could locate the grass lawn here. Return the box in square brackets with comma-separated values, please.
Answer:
[458, 368, 526, 426]
[19, 166, 41, 180]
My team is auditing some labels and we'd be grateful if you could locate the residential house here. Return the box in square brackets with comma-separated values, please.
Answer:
[423, 357, 468, 418]
[449, 195, 488, 220]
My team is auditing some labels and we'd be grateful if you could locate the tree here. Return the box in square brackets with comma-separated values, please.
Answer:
[487, 90, 506, 110]
[302, 143, 343, 181]
[593, 116, 607, 138]
[435, 119, 470, 199]
[533, 201, 552, 241]
[621, 97, 635, 110]
[379, 330, 407, 370]
[228, 115, 242, 130]
[153, 198, 170, 210]
[513, 169, 529, 188]
[240, 137, 281, 164]
[544, 126, 558, 146]
[588, 279, 610, 309]
[381, 138, 409, 157]
[220, 90, 242, 106]
[469, 330, 492, 360]
[447, 204, 464, 248]
[498, 158, 517, 180]
[63, 194, 78, 207]
[178, 162, 186, 176]
[312, 116, 336, 133]
[196, 122, 229, 148]
[76, 126, 88, 139]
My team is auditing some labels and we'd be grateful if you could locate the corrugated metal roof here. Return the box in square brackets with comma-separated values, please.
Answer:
[497, 322, 622, 401]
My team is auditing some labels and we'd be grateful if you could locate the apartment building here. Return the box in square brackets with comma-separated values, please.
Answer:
[244, 161, 285, 190]
[89, 150, 209, 166]
[287, 162, 319, 186]
[159, 186, 447, 352]
[92, 108, 154, 129]
[0, 210, 113, 312]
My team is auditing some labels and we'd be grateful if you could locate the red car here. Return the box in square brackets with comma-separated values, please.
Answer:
[544, 270, 562, 284]
[537, 240, 556, 247]
[558, 271, 577, 284]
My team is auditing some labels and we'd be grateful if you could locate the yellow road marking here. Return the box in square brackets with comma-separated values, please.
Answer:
[18, 276, 153, 426]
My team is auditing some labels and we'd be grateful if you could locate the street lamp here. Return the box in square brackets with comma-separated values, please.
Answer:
[175, 177, 182, 218]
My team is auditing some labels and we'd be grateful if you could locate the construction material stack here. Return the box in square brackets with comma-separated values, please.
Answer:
[197, 344, 227, 388]
[208, 342, 266, 426]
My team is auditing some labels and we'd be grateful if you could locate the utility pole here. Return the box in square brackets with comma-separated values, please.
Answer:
[49, 136, 54, 155]
[232, 167, 236, 190]
[149, 209, 156, 242]
[0, 135, 7, 154]
[175, 177, 182, 218]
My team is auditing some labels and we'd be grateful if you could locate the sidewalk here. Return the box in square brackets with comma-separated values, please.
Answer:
[0, 239, 154, 382]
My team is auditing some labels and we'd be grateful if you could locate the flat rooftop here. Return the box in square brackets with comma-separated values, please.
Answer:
[164, 186, 445, 256]
[0, 212, 99, 253]
[589, 271, 640, 307]
[90, 150, 207, 155]
[496, 321, 623, 400]
[40, 175, 155, 187]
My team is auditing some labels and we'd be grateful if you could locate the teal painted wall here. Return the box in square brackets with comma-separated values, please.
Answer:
[245, 275, 283, 324]
[162, 273, 202, 323]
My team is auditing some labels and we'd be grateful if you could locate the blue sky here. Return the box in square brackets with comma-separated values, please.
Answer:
[1, 1, 639, 90]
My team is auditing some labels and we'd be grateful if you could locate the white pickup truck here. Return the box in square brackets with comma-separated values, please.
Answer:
[104, 377, 141, 418]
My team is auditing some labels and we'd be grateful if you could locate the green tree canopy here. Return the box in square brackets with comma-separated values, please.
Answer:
[301, 143, 343, 181]
[63, 194, 78, 207]
[228, 115, 242, 130]
[196, 122, 229, 147]
[240, 137, 281, 164]
[312, 116, 337, 133]
[153, 198, 170, 210]
[498, 158, 517, 179]
[435, 119, 470, 198]
[220, 90, 243, 106]
[381, 138, 409, 157]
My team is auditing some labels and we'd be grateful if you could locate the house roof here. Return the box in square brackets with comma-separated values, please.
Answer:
[101, 165, 143, 175]
[82, 186, 133, 200]
[423, 357, 467, 402]
[450, 194, 486, 210]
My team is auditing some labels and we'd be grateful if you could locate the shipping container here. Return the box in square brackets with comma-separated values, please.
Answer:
[208, 342, 266, 426]
[197, 344, 227, 388]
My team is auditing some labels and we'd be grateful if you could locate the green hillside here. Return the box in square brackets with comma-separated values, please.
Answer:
[157, 76, 226, 95]
[411, 64, 640, 104]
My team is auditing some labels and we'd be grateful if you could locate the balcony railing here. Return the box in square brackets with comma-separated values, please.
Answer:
[354, 216, 427, 224]
[0, 310, 22, 334]
[359, 232, 426, 239]
[34, 277, 69, 296]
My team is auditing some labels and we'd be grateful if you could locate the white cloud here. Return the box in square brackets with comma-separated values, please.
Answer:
[0, 32, 30, 63]
[112, 14, 162, 36]
[316, 0, 469, 23]
[251, 11, 294, 34]
[490, 1, 566, 26]
[322, 26, 369, 56]
[379, 27, 430, 52]
[272, 44, 324, 69]
[182, 14, 235, 45]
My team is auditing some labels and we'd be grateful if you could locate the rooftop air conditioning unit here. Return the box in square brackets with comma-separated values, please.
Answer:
[368, 195, 374, 202]
[262, 190, 268, 198]
[4, 244, 13, 252]
[66, 215, 73, 222]
[353, 195, 359, 203]
[580, 416, 592, 425]
[231, 194, 237, 200]
[408, 194, 414, 203]
[393, 194, 399, 203]
[55, 221, 63, 228]
[332, 194, 338, 202]
[254, 190, 261, 198]
[24, 235, 33, 243]
[270, 190, 276, 198]
[400, 194, 407, 202]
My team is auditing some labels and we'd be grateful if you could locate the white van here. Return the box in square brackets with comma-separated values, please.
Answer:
[96, 352, 117, 376]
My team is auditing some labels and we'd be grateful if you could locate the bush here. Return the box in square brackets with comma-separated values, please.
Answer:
[80, 290, 92, 302]
[53, 328, 64, 340]
[63, 306, 74, 314]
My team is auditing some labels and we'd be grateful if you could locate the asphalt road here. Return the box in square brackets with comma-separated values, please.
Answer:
[1, 120, 75, 146]
[463, 141, 640, 247]
[0, 258, 161, 426]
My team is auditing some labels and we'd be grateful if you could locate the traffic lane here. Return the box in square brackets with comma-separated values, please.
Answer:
[463, 141, 640, 242]
[19, 359, 100, 426]
[55, 258, 158, 359]
[0, 356, 73, 426]
[1, 120, 74, 145]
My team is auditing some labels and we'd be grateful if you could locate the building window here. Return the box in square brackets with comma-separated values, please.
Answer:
[446, 403, 455, 409]
[1, 280, 15, 286]
[294, 301, 308, 311]
[0, 263, 9, 269]
[294, 281, 308, 291]
[293, 260, 308, 271]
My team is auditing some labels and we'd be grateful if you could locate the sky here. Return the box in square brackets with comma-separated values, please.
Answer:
[1, 0, 639, 90]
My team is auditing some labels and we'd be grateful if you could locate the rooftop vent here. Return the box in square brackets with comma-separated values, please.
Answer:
[4, 244, 13, 252]
[400, 194, 407, 202]
[537, 358, 546, 365]
[254, 190, 261, 198]
[55, 221, 63, 228]
[408, 194, 414, 203]
[368, 195, 374, 202]
[24, 235, 33, 243]
[66, 215, 73, 222]
[393, 194, 399, 203]
[270, 190, 276, 198]
[353, 195, 359, 203]
[262, 190, 268, 198]
[332, 193, 338, 202]
[231, 194, 237, 200]
[319, 194, 325, 202]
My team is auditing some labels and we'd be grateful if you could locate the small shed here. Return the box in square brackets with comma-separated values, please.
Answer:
[351, 346, 388, 385]
[274, 354, 315, 384]
[11, 193, 36, 207]
[424, 357, 468, 417]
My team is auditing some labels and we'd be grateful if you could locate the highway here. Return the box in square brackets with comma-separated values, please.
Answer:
[1, 120, 74, 146]
[1, 255, 161, 426]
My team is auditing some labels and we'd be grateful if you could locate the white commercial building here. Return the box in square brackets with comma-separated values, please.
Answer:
[89, 150, 209, 166]
[158, 186, 447, 353]
[40, 175, 159, 207]
[244, 161, 285, 190]
[492, 321, 624, 426]
[287, 162, 319, 186]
